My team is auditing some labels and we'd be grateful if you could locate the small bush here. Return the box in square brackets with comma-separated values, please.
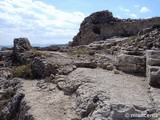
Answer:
[76, 50, 90, 55]
[95, 45, 103, 50]
[12, 64, 32, 78]
[122, 35, 138, 44]
[32, 50, 45, 57]
[152, 24, 160, 29]
[89, 51, 96, 56]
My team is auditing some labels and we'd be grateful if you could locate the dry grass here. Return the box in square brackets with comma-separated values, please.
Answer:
[69, 49, 96, 56]
[12, 64, 32, 78]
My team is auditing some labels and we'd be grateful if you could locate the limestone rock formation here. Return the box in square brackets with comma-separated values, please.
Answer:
[0, 51, 12, 67]
[12, 38, 33, 65]
[1, 93, 24, 120]
[13, 38, 32, 53]
[123, 26, 160, 50]
[0, 74, 24, 120]
[71, 10, 160, 46]
[31, 57, 58, 79]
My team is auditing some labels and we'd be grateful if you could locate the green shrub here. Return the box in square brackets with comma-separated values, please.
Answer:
[121, 35, 138, 44]
[12, 64, 32, 78]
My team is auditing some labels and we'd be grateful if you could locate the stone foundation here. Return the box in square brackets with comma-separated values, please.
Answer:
[116, 54, 146, 74]
[146, 50, 160, 87]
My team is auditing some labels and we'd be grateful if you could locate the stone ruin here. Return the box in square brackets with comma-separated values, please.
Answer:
[71, 10, 160, 46]
[116, 49, 160, 87]
[146, 50, 160, 87]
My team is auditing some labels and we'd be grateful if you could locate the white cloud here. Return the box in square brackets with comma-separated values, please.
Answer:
[130, 13, 137, 18]
[140, 7, 150, 13]
[119, 7, 130, 13]
[0, 0, 86, 45]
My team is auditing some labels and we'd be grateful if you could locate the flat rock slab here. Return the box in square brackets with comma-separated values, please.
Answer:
[68, 68, 151, 107]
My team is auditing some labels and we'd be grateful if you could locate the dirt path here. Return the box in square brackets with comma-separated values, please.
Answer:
[21, 80, 76, 120]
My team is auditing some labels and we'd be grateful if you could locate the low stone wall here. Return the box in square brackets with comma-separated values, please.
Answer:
[115, 50, 160, 87]
[116, 54, 146, 74]
[146, 50, 160, 86]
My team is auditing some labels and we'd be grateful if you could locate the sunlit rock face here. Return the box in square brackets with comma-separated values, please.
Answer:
[71, 10, 160, 46]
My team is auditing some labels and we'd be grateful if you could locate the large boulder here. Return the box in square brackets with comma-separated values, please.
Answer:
[71, 10, 160, 46]
[13, 38, 32, 53]
[31, 57, 58, 79]
[12, 38, 33, 65]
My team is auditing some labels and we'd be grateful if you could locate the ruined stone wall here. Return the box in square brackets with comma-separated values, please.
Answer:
[71, 10, 160, 46]
[146, 50, 160, 87]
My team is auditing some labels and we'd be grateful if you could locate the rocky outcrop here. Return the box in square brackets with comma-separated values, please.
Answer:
[58, 65, 76, 75]
[71, 10, 160, 46]
[123, 26, 160, 50]
[12, 38, 33, 65]
[31, 57, 58, 79]
[146, 50, 160, 87]
[0, 73, 24, 120]
[18, 100, 34, 120]
[54, 68, 159, 120]
[0, 51, 12, 67]
[1, 93, 24, 120]
[13, 38, 32, 53]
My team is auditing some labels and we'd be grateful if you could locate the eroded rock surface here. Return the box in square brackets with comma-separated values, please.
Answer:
[12, 38, 33, 65]
[13, 38, 32, 53]
[19, 68, 160, 120]
[71, 10, 160, 46]
[31, 57, 58, 79]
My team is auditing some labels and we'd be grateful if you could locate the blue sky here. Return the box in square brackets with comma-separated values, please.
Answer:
[0, 0, 160, 46]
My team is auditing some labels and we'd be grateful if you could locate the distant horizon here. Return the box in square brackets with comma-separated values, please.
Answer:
[0, 43, 67, 47]
[0, 0, 160, 45]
